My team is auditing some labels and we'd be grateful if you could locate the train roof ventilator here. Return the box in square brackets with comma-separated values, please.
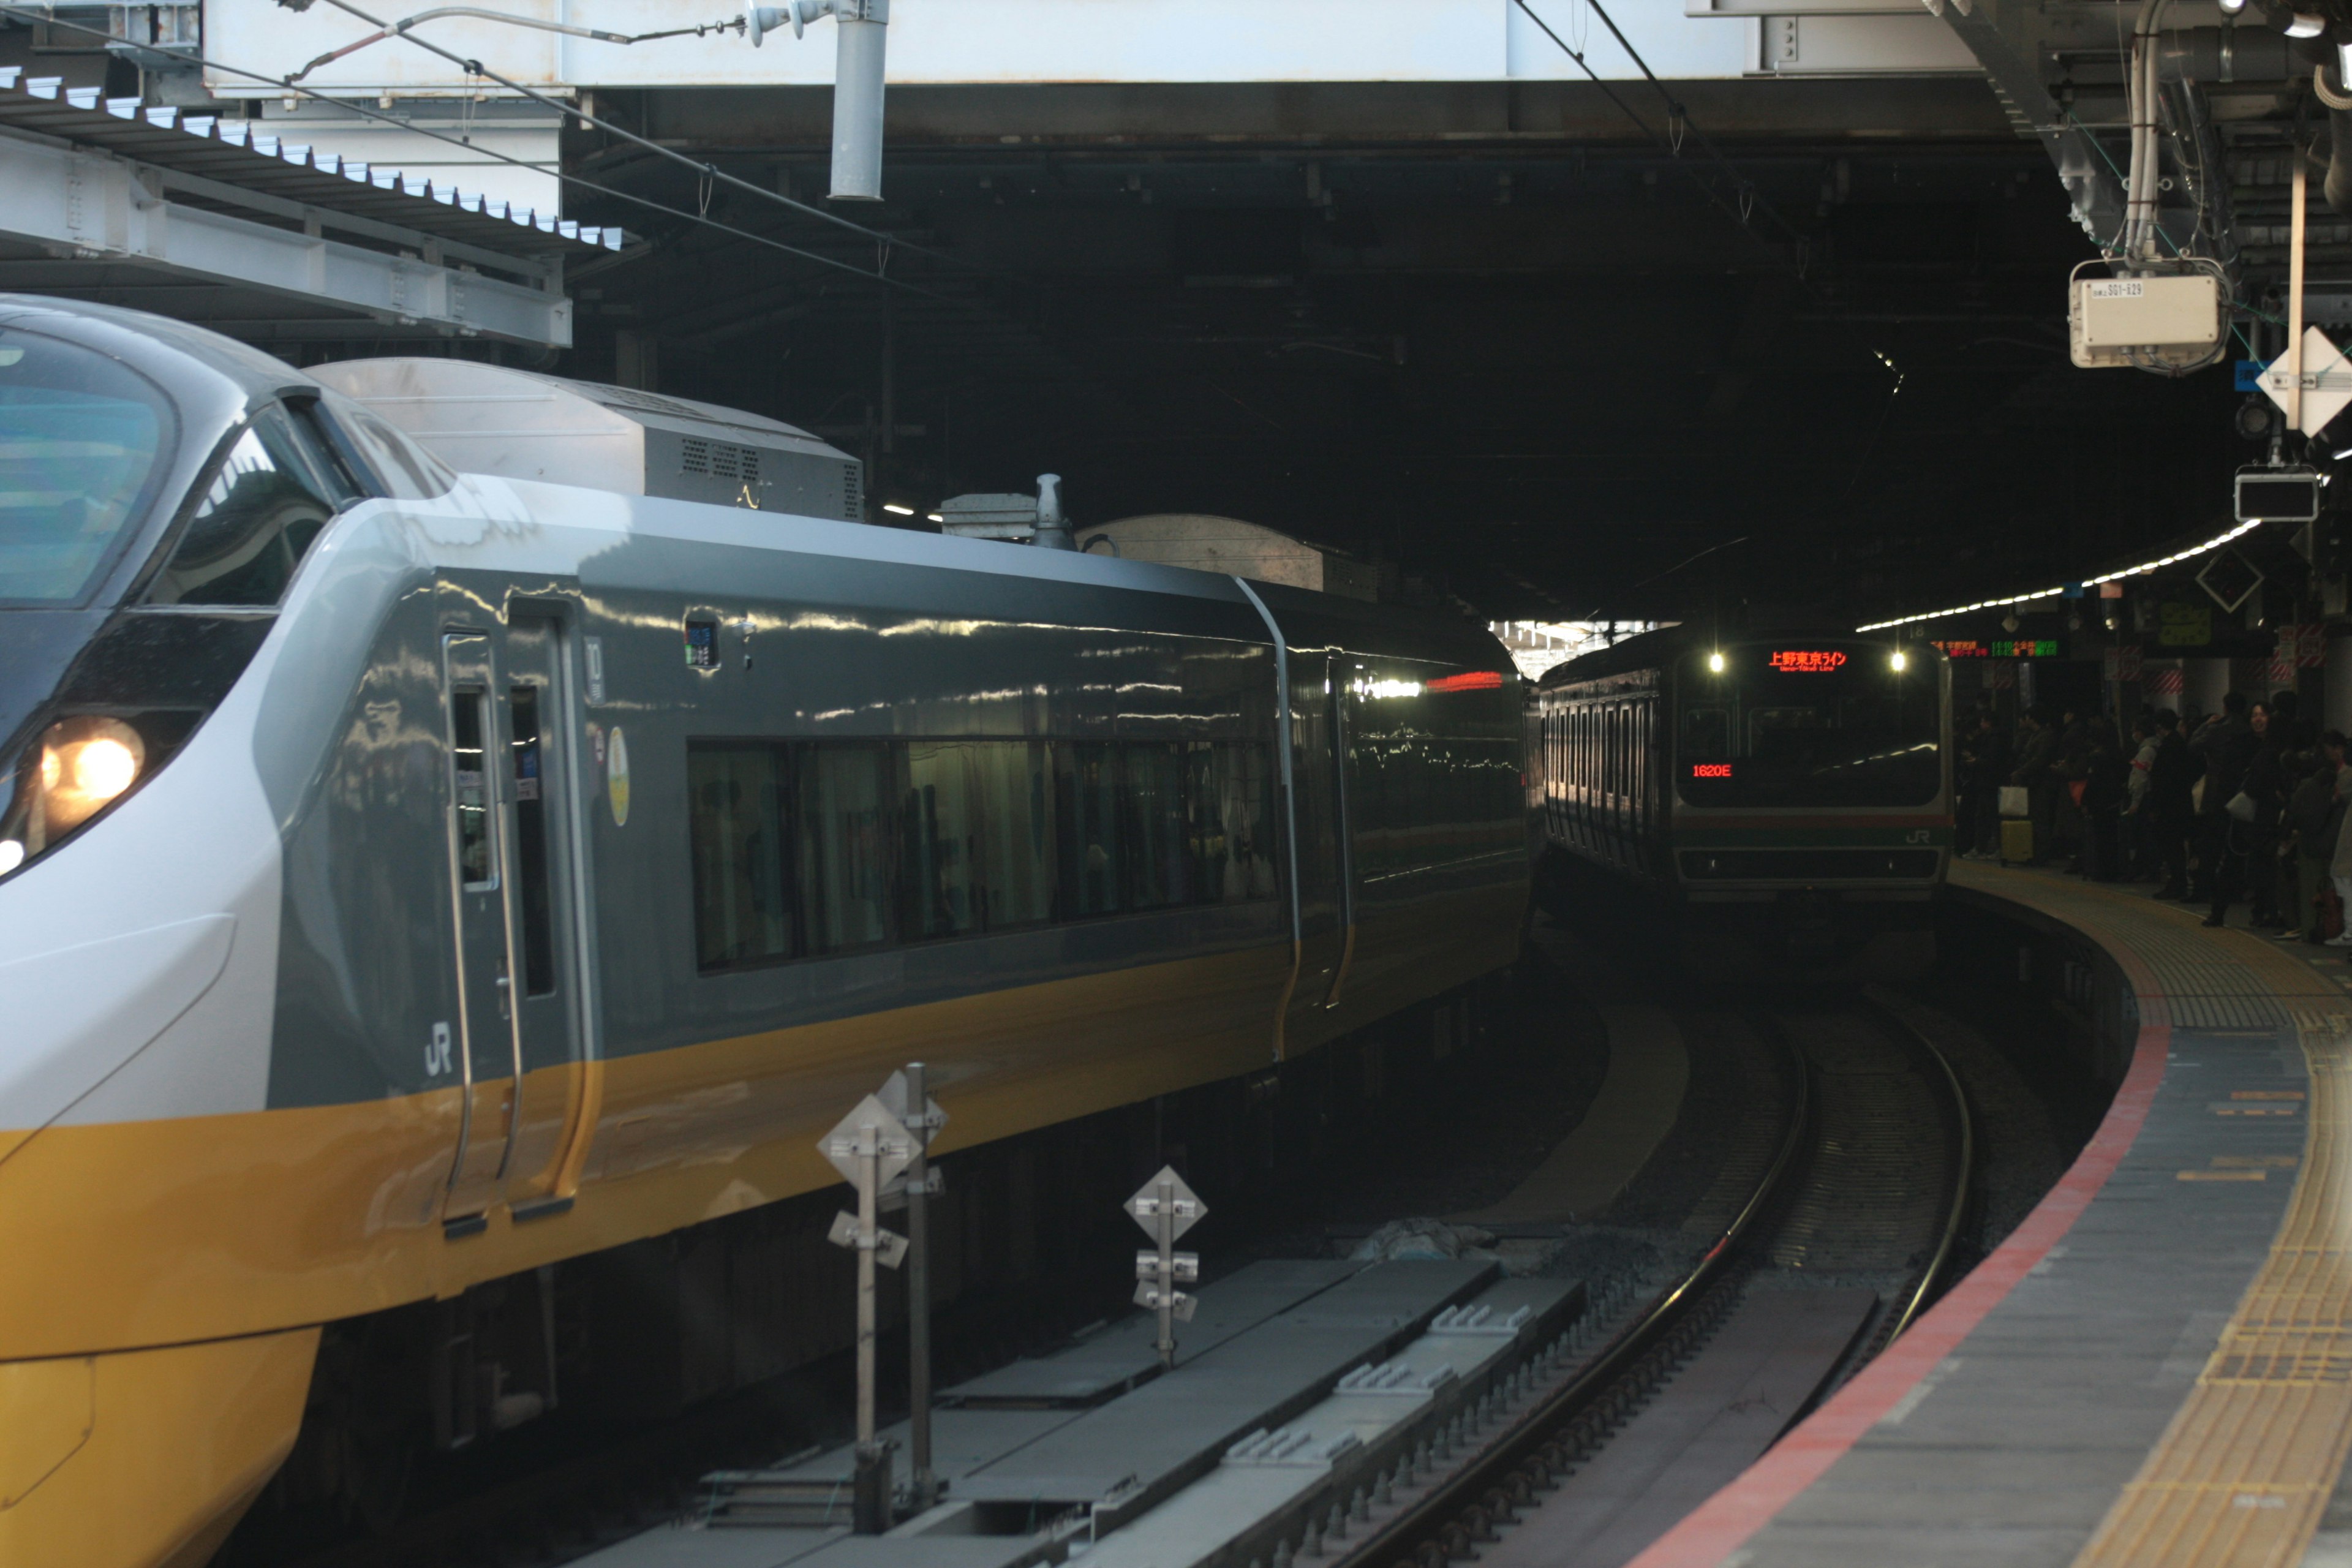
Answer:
[938, 475, 1076, 550]
[309, 358, 865, 521]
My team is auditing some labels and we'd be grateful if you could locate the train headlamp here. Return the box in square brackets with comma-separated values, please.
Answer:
[1707, 651, 1726, 673]
[0, 714, 154, 881]
[36, 717, 145, 835]
[1890, 650, 1909, 672]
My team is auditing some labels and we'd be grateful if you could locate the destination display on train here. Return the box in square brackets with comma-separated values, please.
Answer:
[1690, 763, 1735, 778]
[1931, 638, 2063, 659]
[1766, 649, 1849, 673]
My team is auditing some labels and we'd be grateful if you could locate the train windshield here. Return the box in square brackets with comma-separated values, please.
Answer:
[1676, 644, 1940, 807]
[0, 326, 175, 606]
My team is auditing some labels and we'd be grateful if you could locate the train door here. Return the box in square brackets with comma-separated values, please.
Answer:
[1283, 652, 1351, 1041]
[439, 619, 590, 1225]
[1323, 657, 1359, 1007]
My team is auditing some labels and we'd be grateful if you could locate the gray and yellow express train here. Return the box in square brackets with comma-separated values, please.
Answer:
[0, 297, 1528, 1568]
[1532, 626, 1950, 960]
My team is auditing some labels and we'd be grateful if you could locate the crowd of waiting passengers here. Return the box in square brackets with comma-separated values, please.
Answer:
[1955, 691, 2352, 941]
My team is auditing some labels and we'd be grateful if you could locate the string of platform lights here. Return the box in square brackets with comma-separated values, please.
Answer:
[1852, 517, 2269, 633]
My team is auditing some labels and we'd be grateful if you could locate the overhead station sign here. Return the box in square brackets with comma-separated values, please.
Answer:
[1932, 639, 2064, 660]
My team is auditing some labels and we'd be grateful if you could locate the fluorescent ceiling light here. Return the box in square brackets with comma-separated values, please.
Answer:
[1854, 519, 2264, 631]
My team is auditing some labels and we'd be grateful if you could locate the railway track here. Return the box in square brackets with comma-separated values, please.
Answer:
[240, 990, 1976, 1568]
[1344, 997, 1975, 1568]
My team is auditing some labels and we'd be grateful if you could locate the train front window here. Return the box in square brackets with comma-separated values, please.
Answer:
[0, 327, 174, 606]
[1678, 649, 1939, 807]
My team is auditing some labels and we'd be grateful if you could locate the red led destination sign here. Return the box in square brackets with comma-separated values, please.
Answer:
[1691, 763, 1734, 778]
[1766, 649, 1848, 673]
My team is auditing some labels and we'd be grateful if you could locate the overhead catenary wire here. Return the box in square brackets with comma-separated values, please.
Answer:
[285, 6, 740, 85]
[0, 2, 955, 300]
[1558, 0, 1816, 255]
[1507, 0, 1794, 264]
[300, 0, 991, 279]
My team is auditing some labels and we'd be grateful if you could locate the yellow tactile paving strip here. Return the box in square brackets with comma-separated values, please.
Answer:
[2032, 880, 2352, 1568]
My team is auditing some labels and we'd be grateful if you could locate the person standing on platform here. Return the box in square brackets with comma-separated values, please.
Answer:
[2330, 735, 2352, 948]
[2051, 709, 2090, 873]
[2149, 710, 2195, 899]
[2011, 705, 2058, 864]
[1961, 709, 2009, 858]
[2082, 717, 2128, 881]
[2231, 703, 2287, 927]
[2125, 714, 2162, 878]
[2195, 692, 2257, 925]
[2291, 736, 2345, 944]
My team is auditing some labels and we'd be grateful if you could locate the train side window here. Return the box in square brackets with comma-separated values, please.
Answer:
[1126, 741, 1190, 909]
[1055, 742, 1124, 918]
[799, 744, 897, 952]
[973, 741, 1058, 929]
[147, 405, 334, 606]
[281, 397, 369, 508]
[317, 392, 459, 499]
[688, 742, 796, 971]
[903, 741, 986, 940]
[450, 690, 496, 891]
[510, 685, 559, 993]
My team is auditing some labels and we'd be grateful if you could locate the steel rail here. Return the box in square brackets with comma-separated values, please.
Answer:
[1864, 998, 1977, 1345]
[1343, 1019, 1814, 1567]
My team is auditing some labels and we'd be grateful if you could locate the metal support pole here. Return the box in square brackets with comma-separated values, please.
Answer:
[906, 1061, 935, 1513]
[829, 0, 889, 201]
[853, 1122, 886, 1534]
[2291, 150, 2309, 436]
[1155, 1174, 1176, 1370]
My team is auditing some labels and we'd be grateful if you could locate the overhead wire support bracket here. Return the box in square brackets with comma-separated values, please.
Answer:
[293, 0, 971, 263]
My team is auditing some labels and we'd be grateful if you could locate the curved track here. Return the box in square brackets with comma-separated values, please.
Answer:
[1348, 997, 1975, 1568]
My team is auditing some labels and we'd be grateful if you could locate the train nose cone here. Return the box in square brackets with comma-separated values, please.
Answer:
[0, 914, 236, 1142]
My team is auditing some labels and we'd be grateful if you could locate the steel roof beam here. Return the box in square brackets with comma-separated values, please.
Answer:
[0, 127, 570, 345]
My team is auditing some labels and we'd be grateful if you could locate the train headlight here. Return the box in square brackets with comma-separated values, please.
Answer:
[1, 715, 157, 881]
[1890, 650, 1908, 672]
[38, 717, 146, 834]
[1707, 651, 1725, 673]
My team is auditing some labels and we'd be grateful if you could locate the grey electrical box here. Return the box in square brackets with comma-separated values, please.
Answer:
[310, 358, 865, 521]
[2236, 466, 2322, 524]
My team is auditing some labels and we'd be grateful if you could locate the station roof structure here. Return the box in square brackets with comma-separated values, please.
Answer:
[0, 61, 617, 347]
[3, 1, 2326, 622]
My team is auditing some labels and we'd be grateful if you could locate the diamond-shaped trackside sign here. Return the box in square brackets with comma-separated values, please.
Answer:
[821, 1095, 916, 1191]
[2198, 546, 2264, 616]
[2262, 325, 2352, 436]
[1125, 1166, 1207, 1242]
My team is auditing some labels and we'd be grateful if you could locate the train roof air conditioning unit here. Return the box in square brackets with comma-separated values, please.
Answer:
[310, 359, 865, 522]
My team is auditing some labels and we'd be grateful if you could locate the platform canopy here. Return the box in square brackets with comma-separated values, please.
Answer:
[0, 65, 624, 349]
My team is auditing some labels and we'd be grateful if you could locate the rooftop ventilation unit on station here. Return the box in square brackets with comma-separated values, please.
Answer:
[309, 359, 865, 521]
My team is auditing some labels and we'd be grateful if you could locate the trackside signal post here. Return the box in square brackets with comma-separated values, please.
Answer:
[1127, 1167, 1206, 1369]
[821, 1093, 914, 1532]
[880, 1063, 948, 1513]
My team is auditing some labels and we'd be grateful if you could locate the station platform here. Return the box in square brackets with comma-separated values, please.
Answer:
[1630, 859, 2352, 1568]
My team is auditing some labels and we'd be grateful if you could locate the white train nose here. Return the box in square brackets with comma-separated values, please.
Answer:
[0, 914, 235, 1137]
